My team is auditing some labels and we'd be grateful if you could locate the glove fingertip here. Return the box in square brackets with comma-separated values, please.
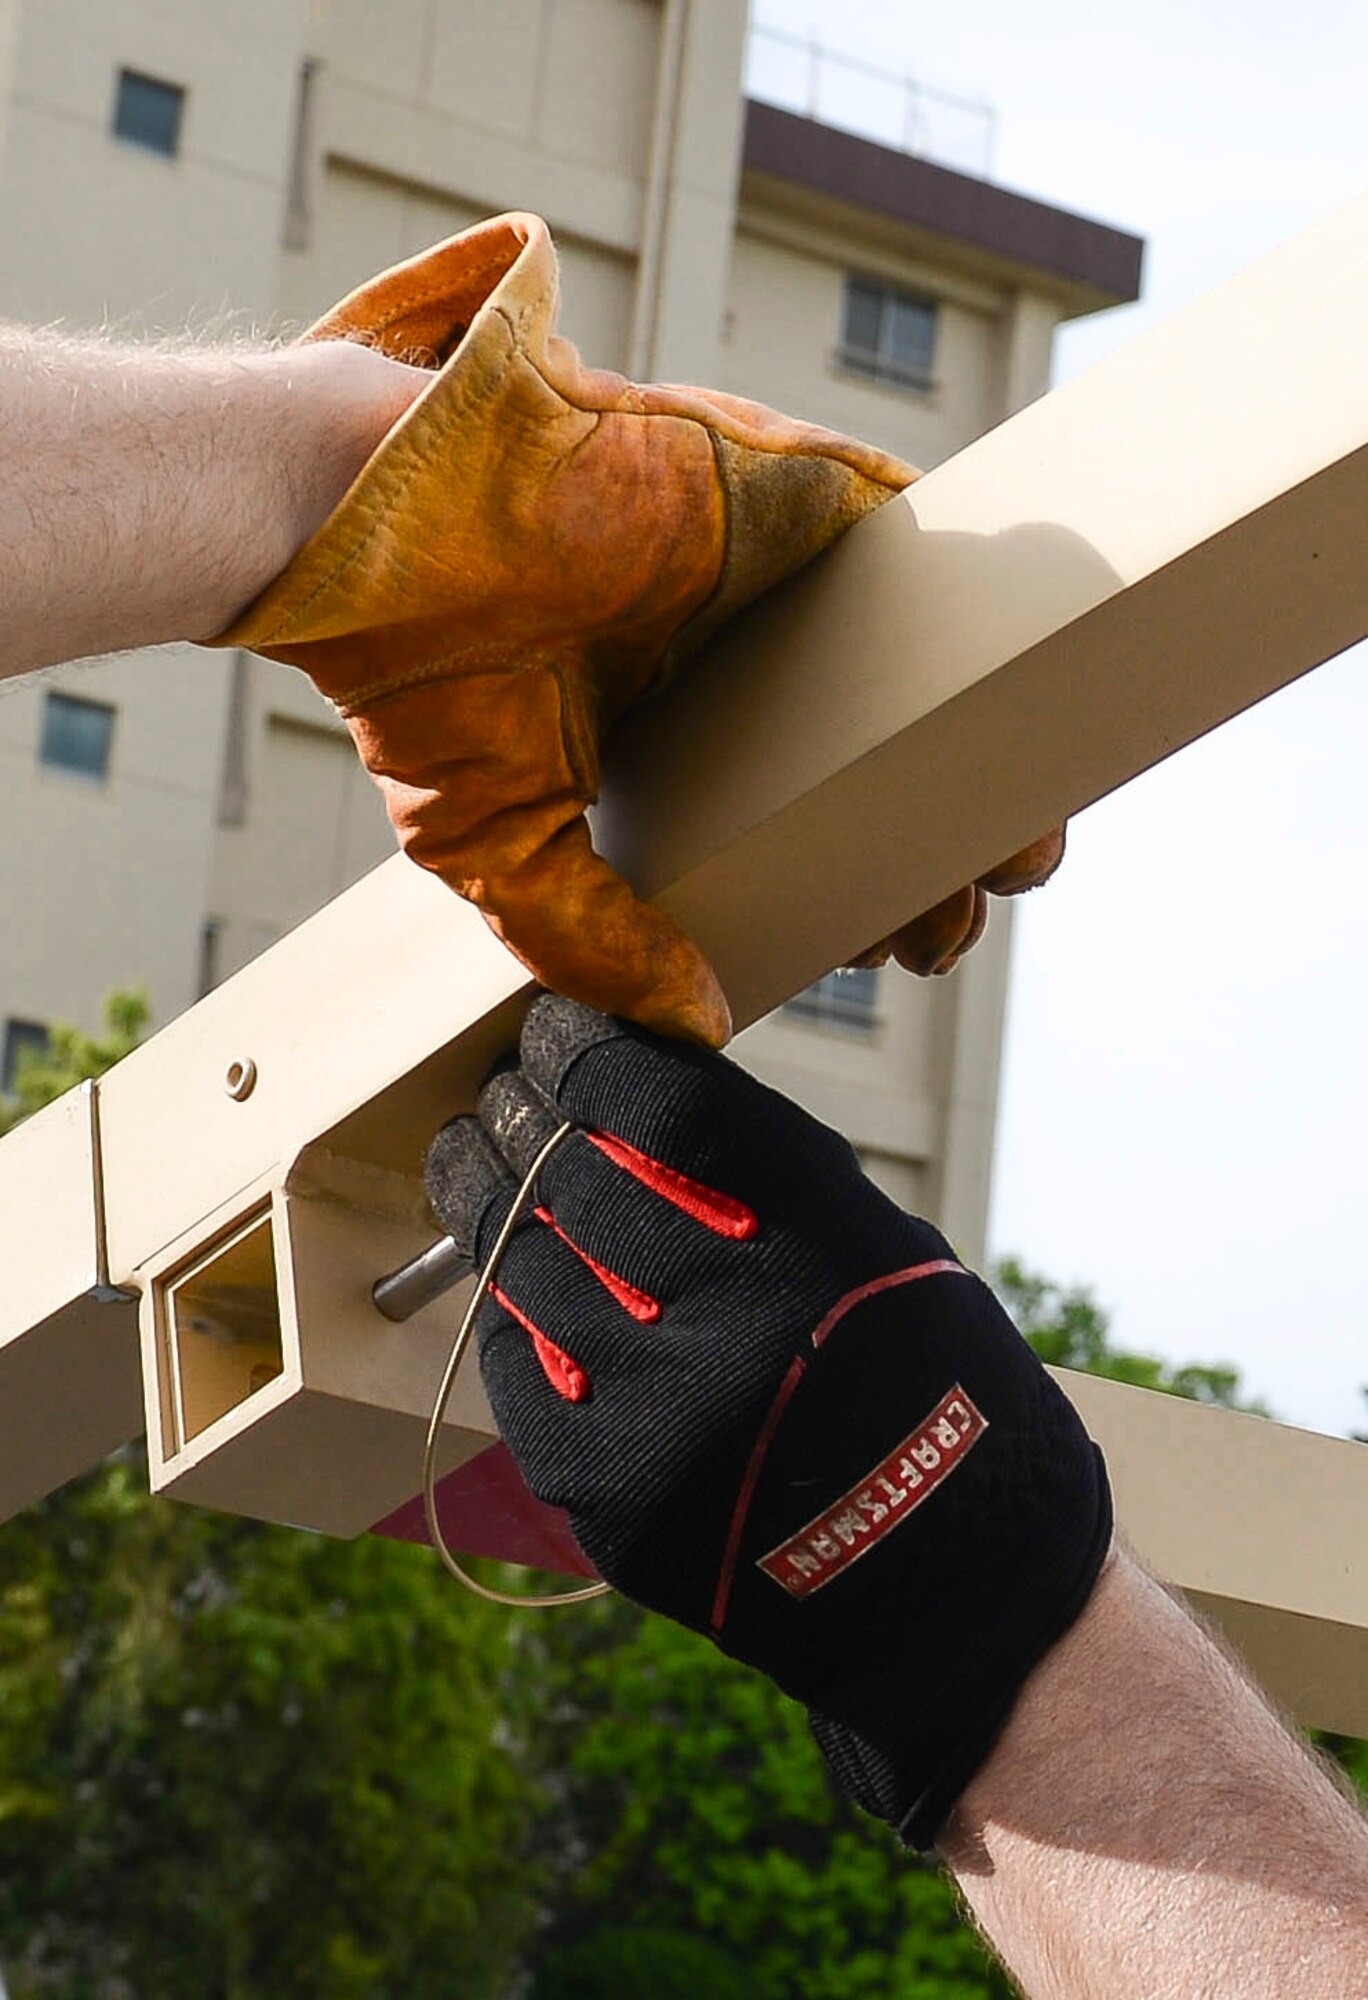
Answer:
[629, 976, 732, 1050]
[477, 1066, 562, 1178]
[520, 993, 626, 1104]
[977, 825, 1067, 897]
[424, 1115, 514, 1261]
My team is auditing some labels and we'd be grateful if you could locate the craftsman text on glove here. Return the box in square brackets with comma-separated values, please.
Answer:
[759, 1387, 988, 1600]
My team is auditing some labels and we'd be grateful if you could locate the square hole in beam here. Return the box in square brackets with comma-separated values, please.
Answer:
[162, 1210, 283, 1450]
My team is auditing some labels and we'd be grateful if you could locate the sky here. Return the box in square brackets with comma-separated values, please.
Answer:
[753, 0, 1368, 1438]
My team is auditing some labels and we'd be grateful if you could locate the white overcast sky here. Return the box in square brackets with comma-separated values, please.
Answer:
[753, 0, 1368, 1438]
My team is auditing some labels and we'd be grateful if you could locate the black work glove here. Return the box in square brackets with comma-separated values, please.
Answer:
[425, 997, 1112, 1851]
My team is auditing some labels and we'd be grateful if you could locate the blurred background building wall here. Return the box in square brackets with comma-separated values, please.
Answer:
[0, 0, 1140, 1261]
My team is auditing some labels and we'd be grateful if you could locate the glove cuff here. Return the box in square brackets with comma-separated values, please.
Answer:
[808, 1443, 1114, 1853]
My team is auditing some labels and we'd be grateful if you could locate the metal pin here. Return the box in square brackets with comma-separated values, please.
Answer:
[372, 1235, 472, 1322]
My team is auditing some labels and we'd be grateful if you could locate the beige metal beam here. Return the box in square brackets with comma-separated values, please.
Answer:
[603, 192, 1368, 1024]
[1055, 1372, 1368, 1738]
[0, 1084, 141, 1519]
[1, 194, 1365, 1727]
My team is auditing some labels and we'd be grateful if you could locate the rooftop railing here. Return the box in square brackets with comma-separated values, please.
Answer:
[745, 23, 998, 181]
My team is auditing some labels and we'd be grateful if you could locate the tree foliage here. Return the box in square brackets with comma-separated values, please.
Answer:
[0, 999, 540, 1997]
[0, 989, 150, 1136]
[995, 1256, 1267, 1412]
[0, 1451, 539, 2000]
[522, 1599, 1011, 2000]
[527, 1924, 751, 2000]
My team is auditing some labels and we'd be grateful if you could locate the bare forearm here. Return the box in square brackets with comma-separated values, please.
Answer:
[0, 325, 425, 676]
[939, 1547, 1368, 1999]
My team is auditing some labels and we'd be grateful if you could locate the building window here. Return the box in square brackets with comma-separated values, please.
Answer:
[782, 966, 879, 1032]
[3, 1019, 49, 1095]
[40, 692, 116, 779]
[839, 276, 937, 391]
[112, 69, 185, 157]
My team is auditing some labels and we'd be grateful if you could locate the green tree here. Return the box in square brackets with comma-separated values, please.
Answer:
[995, 1256, 1268, 1412]
[525, 1600, 1008, 2000]
[0, 988, 150, 1135]
[528, 1924, 751, 2000]
[0, 1452, 540, 2000]
[0, 996, 542, 1997]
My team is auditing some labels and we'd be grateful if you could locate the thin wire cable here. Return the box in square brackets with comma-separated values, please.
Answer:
[422, 1119, 611, 1608]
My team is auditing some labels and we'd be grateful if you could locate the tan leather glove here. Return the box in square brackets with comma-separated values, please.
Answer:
[214, 211, 1061, 1043]
[855, 828, 1066, 978]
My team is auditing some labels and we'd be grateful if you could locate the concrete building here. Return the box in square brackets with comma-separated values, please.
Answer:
[0, 0, 1141, 1261]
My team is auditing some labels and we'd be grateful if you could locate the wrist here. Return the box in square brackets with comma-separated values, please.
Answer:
[938, 1544, 1368, 2000]
[937, 1540, 1130, 1866]
[809, 1458, 1114, 1853]
[195, 340, 430, 640]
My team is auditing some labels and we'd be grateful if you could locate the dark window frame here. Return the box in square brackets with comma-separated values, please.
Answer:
[3, 1019, 49, 1095]
[782, 966, 880, 1033]
[198, 918, 223, 1000]
[112, 68, 186, 158]
[39, 691, 116, 781]
[838, 274, 938, 392]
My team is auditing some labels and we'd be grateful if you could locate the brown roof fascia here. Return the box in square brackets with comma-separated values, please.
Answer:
[742, 100, 1144, 308]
